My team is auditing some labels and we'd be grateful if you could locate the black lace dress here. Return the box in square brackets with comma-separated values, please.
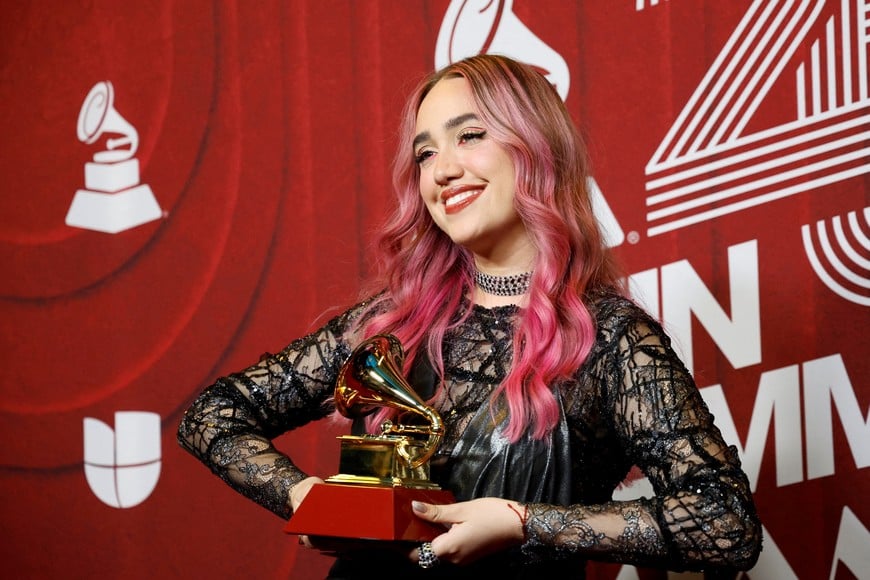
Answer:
[177, 292, 761, 579]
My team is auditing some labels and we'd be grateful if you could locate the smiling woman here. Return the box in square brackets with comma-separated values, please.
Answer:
[178, 54, 762, 579]
[413, 78, 531, 282]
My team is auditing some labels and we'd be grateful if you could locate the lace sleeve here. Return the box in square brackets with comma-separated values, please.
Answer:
[176, 303, 365, 519]
[523, 305, 761, 571]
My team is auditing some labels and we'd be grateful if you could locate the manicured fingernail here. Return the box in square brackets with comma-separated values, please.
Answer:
[412, 501, 428, 513]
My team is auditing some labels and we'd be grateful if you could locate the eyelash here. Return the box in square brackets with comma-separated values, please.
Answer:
[458, 129, 486, 143]
[414, 129, 487, 165]
[414, 150, 434, 165]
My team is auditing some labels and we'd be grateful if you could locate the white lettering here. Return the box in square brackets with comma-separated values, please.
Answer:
[803, 355, 870, 479]
[701, 365, 802, 490]
[745, 525, 799, 579]
[627, 267, 659, 319]
[658, 240, 761, 375]
[829, 506, 870, 580]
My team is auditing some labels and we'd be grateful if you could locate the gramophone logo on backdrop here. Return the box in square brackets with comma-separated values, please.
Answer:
[434, 0, 625, 249]
[66, 81, 162, 234]
[83, 411, 162, 508]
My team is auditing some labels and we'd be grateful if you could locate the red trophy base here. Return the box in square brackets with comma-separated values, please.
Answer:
[284, 483, 455, 541]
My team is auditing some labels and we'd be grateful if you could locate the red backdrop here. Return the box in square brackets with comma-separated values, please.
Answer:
[1, 1, 867, 578]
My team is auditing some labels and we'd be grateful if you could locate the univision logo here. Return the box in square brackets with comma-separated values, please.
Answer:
[83, 411, 162, 508]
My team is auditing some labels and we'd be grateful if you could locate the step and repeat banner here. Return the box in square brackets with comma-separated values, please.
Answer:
[1, 1, 867, 578]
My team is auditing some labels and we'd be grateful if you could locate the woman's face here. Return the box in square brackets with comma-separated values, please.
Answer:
[413, 77, 530, 263]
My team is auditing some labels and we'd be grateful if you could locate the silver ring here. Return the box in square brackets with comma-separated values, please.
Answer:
[418, 541, 440, 569]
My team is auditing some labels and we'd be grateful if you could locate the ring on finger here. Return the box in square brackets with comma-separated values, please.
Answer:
[418, 542, 440, 569]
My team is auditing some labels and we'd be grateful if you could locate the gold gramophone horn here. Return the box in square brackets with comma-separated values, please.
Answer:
[335, 335, 444, 469]
[286, 334, 456, 540]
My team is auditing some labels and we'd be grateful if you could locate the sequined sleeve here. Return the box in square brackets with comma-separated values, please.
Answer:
[176, 302, 368, 519]
[523, 298, 762, 571]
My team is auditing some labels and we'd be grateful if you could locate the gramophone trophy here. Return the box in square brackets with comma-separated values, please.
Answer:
[284, 335, 454, 541]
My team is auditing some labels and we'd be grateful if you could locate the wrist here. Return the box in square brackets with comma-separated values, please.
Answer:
[289, 475, 321, 513]
[507, 501, 529, 544]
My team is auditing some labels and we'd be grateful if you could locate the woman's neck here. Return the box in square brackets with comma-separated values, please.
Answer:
[469, 238, 537, 308]
[472, 287, 528, 308]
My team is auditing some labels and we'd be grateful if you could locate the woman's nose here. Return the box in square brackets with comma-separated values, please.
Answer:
[433, 150, 462, 184]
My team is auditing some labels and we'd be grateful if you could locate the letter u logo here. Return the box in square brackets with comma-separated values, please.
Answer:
[83, 411, 162, 508]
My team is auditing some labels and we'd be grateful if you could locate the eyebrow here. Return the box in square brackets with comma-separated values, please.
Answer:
[412, 113, 480, 150]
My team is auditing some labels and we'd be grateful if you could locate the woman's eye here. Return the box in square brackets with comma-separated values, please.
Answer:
[458, 130, 486, 144]
[414, 150, 435, 165]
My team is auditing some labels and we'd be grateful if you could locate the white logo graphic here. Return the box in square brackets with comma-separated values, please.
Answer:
[66, 81, 162, 234]
[801, 206, 870, 306]
[645, 0, 870, 237]
[435, 0, 625, 247]
[83, 411, 162, 508]
[588, 177, 625, 248]
[435, 0, 570, 100]
[634, 0, 669, 11]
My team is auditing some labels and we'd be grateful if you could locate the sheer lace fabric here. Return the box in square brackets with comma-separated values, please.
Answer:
[520, 295, 760, 570]
[177, 292, 760, 573]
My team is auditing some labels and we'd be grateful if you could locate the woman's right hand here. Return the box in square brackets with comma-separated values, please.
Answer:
[290, 476, 330, 552]
[289, 475, 325, 513]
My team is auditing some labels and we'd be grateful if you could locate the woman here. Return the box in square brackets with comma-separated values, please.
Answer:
[178, 54, 761, 578]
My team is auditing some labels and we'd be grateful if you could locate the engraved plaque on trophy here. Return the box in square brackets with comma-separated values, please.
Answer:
[284, 335, 454, 541]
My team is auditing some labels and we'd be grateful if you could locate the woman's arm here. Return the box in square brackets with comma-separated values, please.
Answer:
[413, 308, 761, 571]
[177, 308, 360, 519]
[523, 313, 761, 570]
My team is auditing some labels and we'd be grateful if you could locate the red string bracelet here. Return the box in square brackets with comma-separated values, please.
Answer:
[507, 502, 529, 543]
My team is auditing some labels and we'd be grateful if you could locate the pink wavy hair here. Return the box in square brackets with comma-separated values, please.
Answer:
[358, 54, 623, 441]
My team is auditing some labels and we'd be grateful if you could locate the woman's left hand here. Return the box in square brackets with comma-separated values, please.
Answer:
[411, 497, 527, 566]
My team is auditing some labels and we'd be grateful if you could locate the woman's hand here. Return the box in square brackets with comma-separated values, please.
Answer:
[289, 476, 327, 551]
[411, 498, 527, 566]
[291, 477, 407, 557]
[289, 475, 324, 513]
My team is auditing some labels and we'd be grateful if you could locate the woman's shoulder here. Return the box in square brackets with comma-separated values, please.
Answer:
[587, 288, 650, 322]
[586, 288, 668, 345]
[288, 293, 387, 348]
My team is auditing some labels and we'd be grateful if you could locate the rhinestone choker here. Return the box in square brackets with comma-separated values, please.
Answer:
[474, 270, 533, 296]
